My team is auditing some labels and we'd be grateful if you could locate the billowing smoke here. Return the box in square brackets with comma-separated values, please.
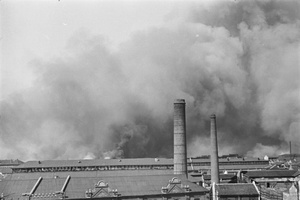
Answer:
[0, 0, 299, 160]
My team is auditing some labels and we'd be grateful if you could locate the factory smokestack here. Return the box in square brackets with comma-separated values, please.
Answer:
[174, 99, 187, 176]
[210, 114, 220, 184]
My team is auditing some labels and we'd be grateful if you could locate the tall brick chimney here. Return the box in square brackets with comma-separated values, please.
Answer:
[210, 114, 220, 184]
[173, 99, 187, 177]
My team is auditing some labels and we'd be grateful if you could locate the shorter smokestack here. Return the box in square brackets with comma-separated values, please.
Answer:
[173, 99, 187, 177]
[210, 114, 219, 184]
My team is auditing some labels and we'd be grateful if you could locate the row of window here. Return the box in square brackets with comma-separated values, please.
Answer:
[189, 161, 268, 166]
[13, 165, 174, 173]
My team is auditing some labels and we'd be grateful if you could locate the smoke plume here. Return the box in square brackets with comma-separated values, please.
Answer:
[0, 0, 299, 160]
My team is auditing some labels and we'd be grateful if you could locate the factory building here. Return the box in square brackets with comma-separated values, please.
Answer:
[188, 156, 269, 173]
[0, 160, 23, 175]
[1, 99, 297, 200]
[0, 172, 208, 200]
[0, 99, 209, 200]
[242, 170, 300, 187]
[7, 156, 269, 175]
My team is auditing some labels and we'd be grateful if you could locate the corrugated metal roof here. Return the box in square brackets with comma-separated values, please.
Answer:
[0, 174, 208, 199]
[0, 167, 13, 174]
[34, 178, 65, 194]
[243, 170, 298, 178]
[9, 169, 174, 180]
[0, 179, 37, 199]
[203, 174, 236, 180]
[292, 171, 300, 177]
[216, 183, 259, 196]
[66, 175, 207, 198]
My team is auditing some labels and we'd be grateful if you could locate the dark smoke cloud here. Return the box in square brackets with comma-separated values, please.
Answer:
[0, 0, 299, 160]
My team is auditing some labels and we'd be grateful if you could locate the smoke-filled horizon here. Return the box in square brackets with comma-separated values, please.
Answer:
[1, 0, 299, 161]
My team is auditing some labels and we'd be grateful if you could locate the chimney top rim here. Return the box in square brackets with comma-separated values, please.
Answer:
[210, 114, 216, 118]
[174, 99, 185, 104]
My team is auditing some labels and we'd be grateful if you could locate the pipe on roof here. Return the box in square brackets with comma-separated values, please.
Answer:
[190, 158, 194, 171]
[30, 177, 43, 195]
[61, 175, 71, 193]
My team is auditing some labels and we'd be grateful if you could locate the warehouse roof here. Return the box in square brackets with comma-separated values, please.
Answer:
[14, 157, 269, 169]
[13, 158, 173, 169]
[190, 157, 267, 163]
[0, 174, 208, 199]
[189, 164, 268, 171]
[203, 174, 236, 181]
[243, 170, 298, 178]
[8, 169, 174, 180]
[0, 159, 23, 166]
[0, 167, 13, 174]
[215, 183, 259, 196]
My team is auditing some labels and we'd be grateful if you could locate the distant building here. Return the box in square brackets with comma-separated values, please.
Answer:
[0, 159, 23, 176]
[188, 157, 269, 173]
[242, 170, 300, 188]
[242, 169, 300, 199]
[0, 100, 210, 200]
[211, 183, 260, 200]
[9, 157, 269, 174]
[0, 160, 23, 167]
[200, 173, 237, 187]
[0, 100, 292, 200]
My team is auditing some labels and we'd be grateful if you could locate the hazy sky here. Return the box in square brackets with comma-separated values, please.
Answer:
[1, 0, 182, 98]
[1, 0, 299, 161]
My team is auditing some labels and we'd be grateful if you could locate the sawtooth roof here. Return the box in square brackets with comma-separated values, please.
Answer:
[216, 183, 259, 196]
